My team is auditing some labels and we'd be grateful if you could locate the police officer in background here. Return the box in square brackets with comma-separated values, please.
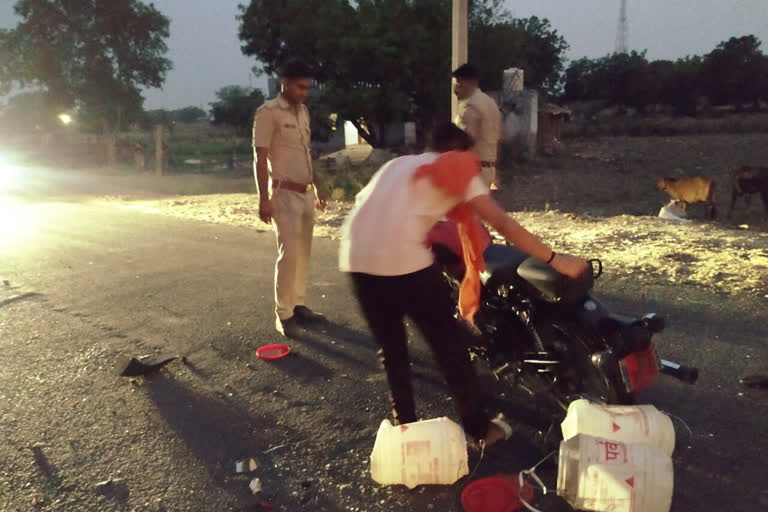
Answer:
[453, 63, 503, 190]
[252, 58, 327, 337]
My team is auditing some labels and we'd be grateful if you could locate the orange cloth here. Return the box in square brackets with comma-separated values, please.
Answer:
[414, 151, 491, 323]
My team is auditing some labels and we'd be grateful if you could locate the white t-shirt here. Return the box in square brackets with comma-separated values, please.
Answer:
[339, 152, 489, 276]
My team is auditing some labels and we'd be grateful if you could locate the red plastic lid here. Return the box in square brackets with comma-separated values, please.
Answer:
[256, 344, 291, 360]
[461, 474, 535, 512]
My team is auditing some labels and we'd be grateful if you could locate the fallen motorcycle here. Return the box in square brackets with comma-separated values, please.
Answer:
[429, 221, 698, 442]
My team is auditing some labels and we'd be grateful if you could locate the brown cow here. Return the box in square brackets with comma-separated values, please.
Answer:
[655, 175, 716, 219]
[728, 166, 768, 219]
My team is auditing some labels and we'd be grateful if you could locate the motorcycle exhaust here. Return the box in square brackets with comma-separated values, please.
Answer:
[660, 359, 699, 384]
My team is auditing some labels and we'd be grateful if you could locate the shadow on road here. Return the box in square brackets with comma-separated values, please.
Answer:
[147, 374, 289, 506]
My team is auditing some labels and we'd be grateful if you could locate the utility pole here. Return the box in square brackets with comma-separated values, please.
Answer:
[451, 0, 468, 121]
[616, 0, 629, 54]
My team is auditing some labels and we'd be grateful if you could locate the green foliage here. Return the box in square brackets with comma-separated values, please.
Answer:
[0, 89, 58, 130]
[137, 109, 175, 132]
[0, 0, 172, 136]
[314, 159, 377, 201]
[470, 16, 569, 97]
[173, 106, 207, 123]
[563, 34, 768, 115]
[238, 0, 568, 146]
[209, 85, 265, 136]
[700, 35, 768, 107]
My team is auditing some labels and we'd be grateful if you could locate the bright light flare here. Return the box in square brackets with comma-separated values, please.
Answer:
[58, 113, 72, 125]
[0, 153, 23, 190]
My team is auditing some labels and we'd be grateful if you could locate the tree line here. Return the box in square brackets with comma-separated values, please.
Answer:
[1, 0, 766, 160]
[563, 35, 768, 116]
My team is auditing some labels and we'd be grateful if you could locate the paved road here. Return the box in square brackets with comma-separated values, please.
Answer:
[1, 169, 766, 511]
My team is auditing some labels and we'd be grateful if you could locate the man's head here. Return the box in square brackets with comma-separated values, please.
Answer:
[452, 63, 480, 100]
[279, 58, 313, 105]
[432, 122, 473, 153]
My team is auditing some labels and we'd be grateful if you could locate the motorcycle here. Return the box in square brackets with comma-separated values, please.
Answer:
[428, 221, 698, 442]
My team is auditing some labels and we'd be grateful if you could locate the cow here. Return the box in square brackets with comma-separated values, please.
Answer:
[655, 175, 716, 219]
[728, 166, 768, 219]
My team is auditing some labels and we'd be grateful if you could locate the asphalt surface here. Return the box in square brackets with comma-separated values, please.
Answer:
[1, 168, 767, 511]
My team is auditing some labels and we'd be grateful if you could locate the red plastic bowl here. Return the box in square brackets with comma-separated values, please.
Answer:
[462, 474, 535, 512]
[256, 344, 291, 360]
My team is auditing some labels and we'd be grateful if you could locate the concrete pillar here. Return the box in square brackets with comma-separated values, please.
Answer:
[501, 90, 538, 161]
[451, 0, 468, 121]
[503, 68, 524, 93]
[154, 124, 164, 176]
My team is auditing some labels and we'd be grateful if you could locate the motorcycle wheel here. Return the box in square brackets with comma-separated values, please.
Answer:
[546, 323, 633, 410]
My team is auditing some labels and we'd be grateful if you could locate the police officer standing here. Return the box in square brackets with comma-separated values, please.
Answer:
[252, 58, 327, 337]
[453, 63, 503, 190]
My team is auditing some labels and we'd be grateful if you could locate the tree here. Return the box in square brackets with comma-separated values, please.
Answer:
[0, 90, 58, 132]
[137, 109, 174, 132]
[0, 0, 171, 165]
[661, 57, 702, 116]
[470, 16, 569, 97]
[237, 0, 568, 146]
[563, 51, 695, 114]
[209, 86, 265, 136]
[173, 106, 207, 123]
[701, 35, 766, 108]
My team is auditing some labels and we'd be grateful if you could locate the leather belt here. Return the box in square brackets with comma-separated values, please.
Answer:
[480, 161, 496, 168]
[273, 179, 311, 193]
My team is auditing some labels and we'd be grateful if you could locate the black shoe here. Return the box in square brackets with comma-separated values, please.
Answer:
[293, 306, 326, 325]
[276, 316, 303, 338]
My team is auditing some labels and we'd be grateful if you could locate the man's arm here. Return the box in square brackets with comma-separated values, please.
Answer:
[462, 106, 482, 146]
[468, 194, 589, 279]
[313, 172, 328, 210]
[254, 147, 273, 223]
[252, 106, 274, 223]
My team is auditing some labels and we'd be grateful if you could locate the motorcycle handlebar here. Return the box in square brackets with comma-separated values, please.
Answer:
[588, 259, 603, 280]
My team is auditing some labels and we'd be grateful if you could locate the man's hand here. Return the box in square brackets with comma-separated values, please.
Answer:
[315, 186, 328, 211]
[259, 198, 274, 224]
[550, 253, 590, 280]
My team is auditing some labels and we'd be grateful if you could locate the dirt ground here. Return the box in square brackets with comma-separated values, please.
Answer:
[100, 134, 768, 299]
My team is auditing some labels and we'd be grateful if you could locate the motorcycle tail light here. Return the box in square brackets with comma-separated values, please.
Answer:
[619, 346, 660, 392]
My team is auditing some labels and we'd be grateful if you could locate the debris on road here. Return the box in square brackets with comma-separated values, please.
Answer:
[249, 477, 263, 495]
[95, 477, 129, 499]
[256, 344, 291, 360]
[461, 474, 536, 512]
[658, 200, 691, 222]
[0, 292, 40, 309]
[115, 354, 178, 377]
[235, 458, 259, 473]
[740, 375, 768, 389]
[370, 417, 468, 488]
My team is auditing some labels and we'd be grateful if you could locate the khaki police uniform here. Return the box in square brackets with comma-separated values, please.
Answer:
[455, 89, 502, 188]
[252, 94, 316, 322]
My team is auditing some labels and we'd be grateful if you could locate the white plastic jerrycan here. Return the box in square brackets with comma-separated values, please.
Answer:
[557, 434, 674, 512]
[369, 417, 469, 489]
[561, 399, 675, 455]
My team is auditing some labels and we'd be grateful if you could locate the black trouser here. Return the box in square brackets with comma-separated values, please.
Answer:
[350, 265, 490, 439]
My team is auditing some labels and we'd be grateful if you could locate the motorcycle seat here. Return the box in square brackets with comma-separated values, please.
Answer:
[481, 244, 529, 287]
[484, 244, 594, 304]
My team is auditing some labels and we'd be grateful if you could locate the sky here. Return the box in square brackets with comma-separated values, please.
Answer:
[2, 0, 768, 110]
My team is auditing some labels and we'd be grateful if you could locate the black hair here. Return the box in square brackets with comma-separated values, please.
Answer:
[452, 63, 480, 81]
[279, 58, 313, 80]
[432, 122, 473, 152]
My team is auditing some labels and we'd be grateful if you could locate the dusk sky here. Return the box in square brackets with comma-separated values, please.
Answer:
[2, 0, 767, 110]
